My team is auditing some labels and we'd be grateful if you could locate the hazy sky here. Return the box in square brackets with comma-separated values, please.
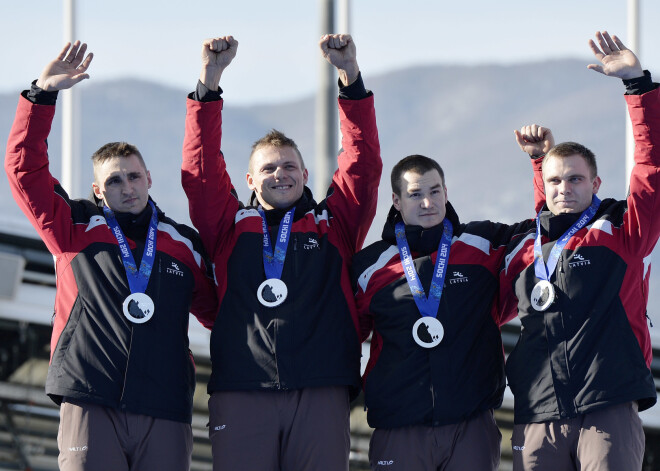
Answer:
[3, 1, 660, 104]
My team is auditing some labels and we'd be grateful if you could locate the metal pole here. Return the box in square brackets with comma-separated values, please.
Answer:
[337, 0, 350, 150]
[338, 0, 350, 34]
[315, 0, 337, 197]
[62, 0, 81, 198]
[625, 0, 640, 195]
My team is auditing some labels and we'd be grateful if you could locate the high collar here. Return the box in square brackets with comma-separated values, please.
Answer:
[538, 207, 596, 241]
[95, 196, 157, 242]
[382, 201, 461, 255]
[249, 186, 317, 226]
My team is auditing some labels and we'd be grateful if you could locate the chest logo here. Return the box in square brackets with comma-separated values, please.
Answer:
[569, 253, 591, 268]
[167, 262, 184, 277]
[303, 237, 320, 250]
[449, 271, 469, 284]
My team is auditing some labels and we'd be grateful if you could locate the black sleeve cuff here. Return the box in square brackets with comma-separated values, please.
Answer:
[338, 72, 371, 100]
[24, 80, 58, 105]
[191, 80, 223, 102]
[623, 70, 658, 95]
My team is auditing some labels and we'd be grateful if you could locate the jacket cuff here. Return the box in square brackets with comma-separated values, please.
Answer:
[338, 72, 371, 100]
[623, 70, 658, 95]
[191, 80, 223, 102]
[25, 80, 58, 105]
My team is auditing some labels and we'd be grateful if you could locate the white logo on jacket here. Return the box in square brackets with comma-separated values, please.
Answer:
[449, 271, 469, 284]
[167, 261, 185, 277]
[303, 237, 320, 249]
[569, 253, 591, 268]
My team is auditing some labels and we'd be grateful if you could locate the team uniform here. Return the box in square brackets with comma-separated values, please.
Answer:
[352, 200, 539, 471]
[5, 85, 217, 471]
[499, 74, 660, 470]
[181, 77, 381, 470]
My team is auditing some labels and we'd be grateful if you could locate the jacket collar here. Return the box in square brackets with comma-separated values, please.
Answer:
[249, 186, 317, 226]
[94, 195, 161, 242]
[382, 201, 460, 255]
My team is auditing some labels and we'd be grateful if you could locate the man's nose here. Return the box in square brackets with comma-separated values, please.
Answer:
[121, 180, 132, 194]
[421, 197, 431, 208]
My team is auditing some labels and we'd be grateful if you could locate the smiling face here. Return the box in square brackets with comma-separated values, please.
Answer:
[246, 145, 308, 210]
[92, 154, 152, 214]
[542, 154, 601, 215]
[392, 169, 447, 228]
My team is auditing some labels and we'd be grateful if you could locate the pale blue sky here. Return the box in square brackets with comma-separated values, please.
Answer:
[2, 1, 660, 104]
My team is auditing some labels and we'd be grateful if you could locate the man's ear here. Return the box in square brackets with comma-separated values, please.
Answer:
[592, 176, 602, 194]
[392, 192, 401, 211]
[92, 182, 103, 200]
[246, 172, 256, 191]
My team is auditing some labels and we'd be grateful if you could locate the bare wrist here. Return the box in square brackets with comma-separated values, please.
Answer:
[338, 65, 359, 87]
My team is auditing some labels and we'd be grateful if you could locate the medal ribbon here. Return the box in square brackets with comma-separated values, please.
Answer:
[394, 219, 453, 318]
[258, 207, 295, 280]
[103, 200, 158, 294]
[534, 195, 601, 281]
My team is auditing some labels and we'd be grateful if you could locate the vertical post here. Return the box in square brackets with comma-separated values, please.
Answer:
[337, 0, 350, 150]
[625, 0, 640, 195]
[62, 0, 81, 197]
[315, 0, 337, 198]
[338, 0, 350, 34]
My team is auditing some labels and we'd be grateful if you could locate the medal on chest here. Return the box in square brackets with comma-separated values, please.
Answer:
[122, 292, 155, 323]
[104, 201, 159, 324]
[530, 280, 555, 312]
[258, 207, 294, 308]
[531, 195, 600, 312]
[395, 219, 453, 349]
[412, 317, 444, 348]
[257, 279, 288, 307]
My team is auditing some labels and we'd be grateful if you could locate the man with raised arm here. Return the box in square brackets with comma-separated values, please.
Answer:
[5, 42, 218, 470]
[500, 31, 659, 470]
[350, 138, 550, 470]
[181, 34, 381, 470]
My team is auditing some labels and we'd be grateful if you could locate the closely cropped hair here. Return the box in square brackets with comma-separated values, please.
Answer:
[249, 130, 304, 173]
[91, 142, 146, 170]
[545, 142, 598, 178]
[391, 154, 445, 196]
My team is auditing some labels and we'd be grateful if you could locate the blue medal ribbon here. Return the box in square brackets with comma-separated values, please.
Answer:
[394, 219, 453, 318]
[103, 200, 158, 295]
[258, 207, 295, 280]
[534, 195, 601, 282]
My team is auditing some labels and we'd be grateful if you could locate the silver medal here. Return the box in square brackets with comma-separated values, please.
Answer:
[412, 317, 444, 348]
[531, 280, 555, 311]
[122, 293, 155, 324]
[257, 279, 288, 307]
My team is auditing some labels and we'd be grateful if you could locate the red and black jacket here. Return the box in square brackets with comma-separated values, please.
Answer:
[5, 93, 217, 424]
[499, 87, 660, 424]
[181, 91, 381, 396]
[351, 204, 535, 429]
